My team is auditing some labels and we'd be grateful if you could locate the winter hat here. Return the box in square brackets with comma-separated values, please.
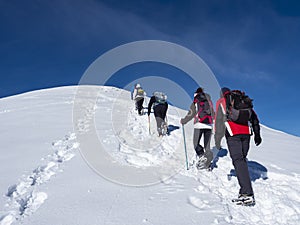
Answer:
[193, 87, 203, 98]
[136, 83, 141, 88]
[220, 87, 230, 97]
[195, 87, 203, 94]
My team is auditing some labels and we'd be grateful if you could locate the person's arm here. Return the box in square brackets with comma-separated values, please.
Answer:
[209, 99, 215, 118]
[214, 100, 226, 149]
[132, 88, 137, 100]
[131, 89, 134, 100]
[147, 96, 155, 116]
[180, 103, 196, 125]
[250, 109, 262, 146]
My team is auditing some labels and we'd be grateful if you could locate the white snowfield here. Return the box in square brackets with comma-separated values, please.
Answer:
[0, 86, 300, 225]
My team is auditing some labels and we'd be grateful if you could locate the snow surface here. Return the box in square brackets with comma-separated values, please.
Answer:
[0, 85, 300, 225]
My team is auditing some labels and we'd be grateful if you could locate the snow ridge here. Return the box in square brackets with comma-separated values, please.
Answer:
[0, 133, 79, 225]
[1, 86, 300, 225]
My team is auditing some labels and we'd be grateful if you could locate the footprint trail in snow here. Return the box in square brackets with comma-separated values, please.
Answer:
[0, 133, 79, 225]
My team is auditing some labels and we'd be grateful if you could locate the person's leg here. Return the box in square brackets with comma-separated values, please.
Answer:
[154, 106, 163, 135]
[203, 129, 213, 165]
[137, 98, 144, 115]
[160, 104, 168, 134]
[241, 134, 250, 158]
[240, 134, 253, 195]
[226, 135, 253, 195]
[193, 129, 204, 156]
[134, 100, 138, 110]
[203, 129, 212, 152]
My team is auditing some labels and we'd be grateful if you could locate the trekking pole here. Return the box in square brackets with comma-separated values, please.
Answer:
[144, 95, 148, 107]
[182, 125, 189, 170]
[148, 116, 151, 135]
[165, 114, 169, 135]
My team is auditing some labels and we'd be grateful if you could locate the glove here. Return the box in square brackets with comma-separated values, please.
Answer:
[180, 118, 185, 125]
[254, 135, 262, 146]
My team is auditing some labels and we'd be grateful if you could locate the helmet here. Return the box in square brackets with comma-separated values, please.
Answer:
[135, 83, 141, 88]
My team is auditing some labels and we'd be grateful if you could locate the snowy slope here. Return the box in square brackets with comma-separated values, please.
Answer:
[0, 86, 300, 225]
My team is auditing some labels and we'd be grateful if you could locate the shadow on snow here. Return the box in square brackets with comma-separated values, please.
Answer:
[211, 147, 228, 170]
[167, 124, 180, 135]
[228, 161, 268, 181]
[211, 147, 268, 181]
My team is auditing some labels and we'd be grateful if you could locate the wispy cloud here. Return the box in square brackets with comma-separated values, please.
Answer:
[1, 0, 299, 93]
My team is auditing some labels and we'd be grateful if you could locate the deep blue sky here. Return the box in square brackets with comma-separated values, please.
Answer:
[1, 0, 300, 137]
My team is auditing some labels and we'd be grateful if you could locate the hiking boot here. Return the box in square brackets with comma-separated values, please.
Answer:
[196, 156, 208, 169]
[237, 194, 255, 206]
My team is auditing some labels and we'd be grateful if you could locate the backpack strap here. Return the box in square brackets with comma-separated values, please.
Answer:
[224, 91, 232, 118]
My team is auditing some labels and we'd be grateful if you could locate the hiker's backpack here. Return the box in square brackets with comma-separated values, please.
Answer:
[136, 87, 145, 97]
[194, 93, 214, 124]
[153, 92, 167, 104]
[225, 90, 253, 125]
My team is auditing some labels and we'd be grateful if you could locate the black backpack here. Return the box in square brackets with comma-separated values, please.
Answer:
[194, 93, 213, 124]
[225, 90, 253, 125]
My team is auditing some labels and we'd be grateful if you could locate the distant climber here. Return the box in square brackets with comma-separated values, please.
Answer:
[147, 92, 168, 136]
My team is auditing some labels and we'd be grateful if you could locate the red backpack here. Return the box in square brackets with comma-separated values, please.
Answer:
[194, 93, 214, 124]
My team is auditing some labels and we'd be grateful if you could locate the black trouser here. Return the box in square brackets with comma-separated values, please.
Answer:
[226, 134, 253, 195]
[154, 104, 168, 135]
[135, 98, 144, 114]
[193, 129, 213, 163]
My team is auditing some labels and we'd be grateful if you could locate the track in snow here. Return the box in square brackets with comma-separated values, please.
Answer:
[0, 133, 79, 225]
